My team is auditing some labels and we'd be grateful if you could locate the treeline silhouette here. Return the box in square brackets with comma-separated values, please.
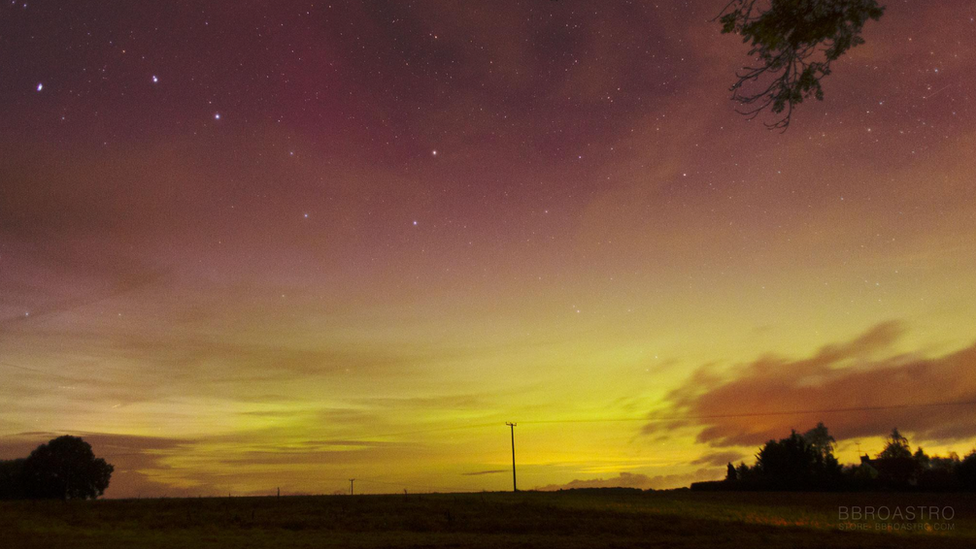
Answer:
[0, 435, 113, 500]
[693, 423, 976, 492]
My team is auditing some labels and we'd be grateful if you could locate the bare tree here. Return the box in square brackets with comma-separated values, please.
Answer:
[718, 0, 886, 130]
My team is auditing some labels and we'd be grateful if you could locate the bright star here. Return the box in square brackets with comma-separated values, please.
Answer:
[432, 150, 438, 156]
[214, 113, 221, 120]
[152, 75, 158, 83]
[412, 220, 418, 226]
[36, 83, 43, 92]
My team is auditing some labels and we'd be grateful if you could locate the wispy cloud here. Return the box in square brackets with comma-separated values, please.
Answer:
[644, 321, 976, 447]
[691, 451, 746, 467]
[535, 469, 719, 491]
[461, 469, 508, 476]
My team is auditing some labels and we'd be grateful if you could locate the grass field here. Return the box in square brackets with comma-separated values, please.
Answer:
[1, 489, 974, 548]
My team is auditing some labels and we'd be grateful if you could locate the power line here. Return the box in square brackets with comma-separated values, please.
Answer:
[0, 270, 164, 327]
[6, 400, 976, 497]
[0, 360, 80, 380]
[1, 383, 973, 437]
[6, 356, 975, 427]
[518, 399, 976, 425]
[354, 477, 469, 494]
[0, 359, 132, 381]
[352, 422, 502, 440]
[4, 355, 975, 442]
[300, 475, 470, 494]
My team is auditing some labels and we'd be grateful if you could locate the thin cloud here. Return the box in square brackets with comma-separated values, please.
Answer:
[461, 469, 509, 476]
[535, 469, 719, 491]
[0, 431, 196, 498]
[691, 451, 746, 467]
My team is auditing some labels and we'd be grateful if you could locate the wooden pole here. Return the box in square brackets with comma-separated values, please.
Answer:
[506, 422, 518, 492]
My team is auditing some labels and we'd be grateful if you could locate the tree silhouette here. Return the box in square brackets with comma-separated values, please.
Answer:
[958, 451, 976, 491]
[876, 427, 912, 460]
[20, 436, 114, 500]
[802, 422, 836, 460]
[701, 425, 975, 492]
[755, 430, 821, 489]
[913, 447, 930, 469]
[718, 0, 886, 130]
[0, 459, 26, 499]
[750, 428, 843, 489]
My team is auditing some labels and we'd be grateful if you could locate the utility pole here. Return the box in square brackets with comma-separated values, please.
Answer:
[349, 479, 355, 496]
[506, 422, 518, 492]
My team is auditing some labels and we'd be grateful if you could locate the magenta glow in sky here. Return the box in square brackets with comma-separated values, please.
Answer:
[1, 1, 975, 497]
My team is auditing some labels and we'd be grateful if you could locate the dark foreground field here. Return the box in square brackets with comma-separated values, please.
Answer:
[1, 490, 974, 548]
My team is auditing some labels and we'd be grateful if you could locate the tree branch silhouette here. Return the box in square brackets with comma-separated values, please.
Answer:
[718, 0, 886, 130]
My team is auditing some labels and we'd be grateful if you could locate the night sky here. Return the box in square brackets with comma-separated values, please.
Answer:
[2, 1, 975, 497]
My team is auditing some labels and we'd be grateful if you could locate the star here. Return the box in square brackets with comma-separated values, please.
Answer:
[431, 150, 437, 156]
[36, 83, 43, 92]
[412, 220, 418, 226]
[152, 75, 159, 83]
[214, 113, 221, 120]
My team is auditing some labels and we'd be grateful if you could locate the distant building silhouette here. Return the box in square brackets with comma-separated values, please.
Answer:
[858, 455, 919, 488]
